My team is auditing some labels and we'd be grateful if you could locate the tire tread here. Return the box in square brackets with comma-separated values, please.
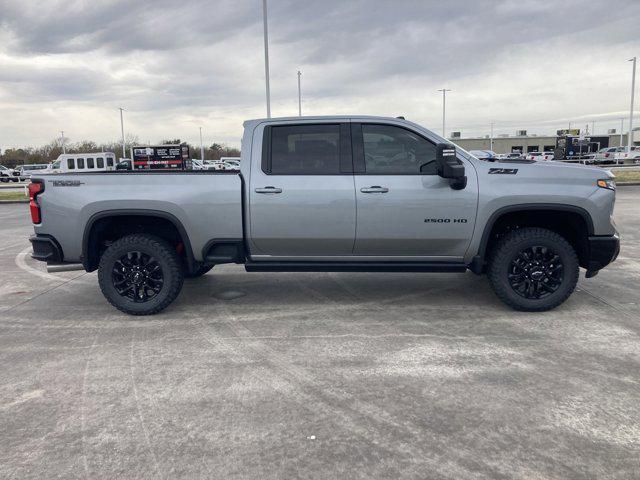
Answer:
[98, 234, 183, 315]
[487, 227, 579, 312]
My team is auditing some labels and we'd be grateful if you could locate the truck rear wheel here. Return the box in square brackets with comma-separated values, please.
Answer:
[487, 227, 579, 311]
[98, 234, 184, 315]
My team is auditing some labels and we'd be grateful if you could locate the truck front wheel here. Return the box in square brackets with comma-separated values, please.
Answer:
[487, 227, 579, 311]
[98, 234, 184, 315]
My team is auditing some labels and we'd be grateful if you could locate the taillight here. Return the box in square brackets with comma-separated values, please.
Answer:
[605, 153, 610, 158]
[29, 181, 44, 224]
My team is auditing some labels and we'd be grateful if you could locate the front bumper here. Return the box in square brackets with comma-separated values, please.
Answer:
[586, 233, 620, 272]
[29, 234, 63, 263]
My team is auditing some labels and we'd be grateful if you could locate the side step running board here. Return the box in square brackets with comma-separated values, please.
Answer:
[245, 262, 468, 273]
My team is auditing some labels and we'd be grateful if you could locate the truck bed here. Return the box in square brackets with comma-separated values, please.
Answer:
[32, 171, 243, 264]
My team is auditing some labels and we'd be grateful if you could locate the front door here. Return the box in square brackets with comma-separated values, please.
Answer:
[249, 123, 356, 257]
[352, 123, 477, 258]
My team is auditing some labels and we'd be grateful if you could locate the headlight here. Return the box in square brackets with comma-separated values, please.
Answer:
[597, 178, 616, 190]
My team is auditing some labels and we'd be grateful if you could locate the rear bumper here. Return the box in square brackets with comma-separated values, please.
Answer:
[586, 233, 620, 272]
[29, 234, 63, 263]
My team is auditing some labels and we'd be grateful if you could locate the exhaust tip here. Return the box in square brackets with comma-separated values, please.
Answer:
[46, 263, 84, 273]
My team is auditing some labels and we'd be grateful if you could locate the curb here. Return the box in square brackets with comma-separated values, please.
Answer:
[617, 182, 640, 186]
[0, 200, 29, 204]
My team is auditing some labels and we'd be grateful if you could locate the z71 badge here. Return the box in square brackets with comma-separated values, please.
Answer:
[488, 168, 518, 175]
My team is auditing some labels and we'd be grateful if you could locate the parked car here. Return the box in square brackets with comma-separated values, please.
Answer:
[28, 115, 619, 315]
[524, 152, 543, 161]
[0, 164, 21, 182]
[592, 147, 618, 164]
[202, 160, 227, 171]
[115, 159, 132, 170]
[539, 151, 555, 161]
[15, 164, 50, 180]
[468, 150, 497, 160]
[614, 146, 640, 163]
[496, 153, 522, 160]
[222, 159, 241, 170]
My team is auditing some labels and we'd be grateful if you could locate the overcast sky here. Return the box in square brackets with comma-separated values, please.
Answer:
[1, 0, 639, 149]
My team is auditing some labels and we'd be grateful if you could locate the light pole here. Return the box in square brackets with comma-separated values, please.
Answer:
[60, 131, 66, 154]
[437, 88, 451, 138]
[628, 56, 636, 152]
[262, 0, 271, 118]
[490, 121, 494, 151]
[620, 118, 625, 147]
[199, 127, 205, 161]
[297, 70, 302, 116]
[119, 107, 126, 158]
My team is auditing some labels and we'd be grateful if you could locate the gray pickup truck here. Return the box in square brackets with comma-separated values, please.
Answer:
[28, 116, 619, 315]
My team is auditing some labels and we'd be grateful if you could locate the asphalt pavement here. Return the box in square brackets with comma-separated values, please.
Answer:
[0, 191, 639, 479]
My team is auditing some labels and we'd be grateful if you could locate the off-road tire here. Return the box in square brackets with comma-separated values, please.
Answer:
[184, 263, 214, 278]
[488, 227, 579, 311]
[98, 234, 184, 315]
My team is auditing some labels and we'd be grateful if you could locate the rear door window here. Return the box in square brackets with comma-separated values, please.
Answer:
[268, 124, 340, 174]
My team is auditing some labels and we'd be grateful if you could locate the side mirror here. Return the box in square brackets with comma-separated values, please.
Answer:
[435, 143, 467, 190]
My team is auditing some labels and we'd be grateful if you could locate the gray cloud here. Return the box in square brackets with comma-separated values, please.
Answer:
[0, 0, 639, 148]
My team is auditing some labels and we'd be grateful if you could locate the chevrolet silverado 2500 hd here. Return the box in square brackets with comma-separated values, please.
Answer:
[28, 116, 619, 315]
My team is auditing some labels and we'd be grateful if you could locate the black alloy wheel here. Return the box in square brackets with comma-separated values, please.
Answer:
[508, 246, 563, 299]
[112, 251, 164, 302]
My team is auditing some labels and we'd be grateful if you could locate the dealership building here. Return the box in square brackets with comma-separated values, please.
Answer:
[450, 129, 640, 154]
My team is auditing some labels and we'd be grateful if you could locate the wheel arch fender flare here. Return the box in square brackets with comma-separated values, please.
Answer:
[82, 209, 196, 272]
[471, 203, 595, 272]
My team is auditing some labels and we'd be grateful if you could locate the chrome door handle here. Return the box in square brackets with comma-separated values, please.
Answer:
[360, 186, 389, 193]
[255, 186, 283, 194]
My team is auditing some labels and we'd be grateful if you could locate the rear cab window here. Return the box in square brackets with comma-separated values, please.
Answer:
[264, 124, 342, 175]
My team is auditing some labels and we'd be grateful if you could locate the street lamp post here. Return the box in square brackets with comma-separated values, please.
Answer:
[437, 89, 451, 138]
[620, 118, 625, 147]
[628, 56, 636, 152]
[297, 70, 302, 117]
[199, 127, 205, 161]
[119, 107, 126, 159]
[262, 0, 271, 118]
[60, 131, 66, 154]
[490, 122, 494, 151]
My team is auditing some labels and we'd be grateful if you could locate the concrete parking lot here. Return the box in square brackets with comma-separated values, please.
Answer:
[1, 190, 639, 480]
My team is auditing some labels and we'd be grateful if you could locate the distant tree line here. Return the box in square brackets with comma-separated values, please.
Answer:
[0, 136, 241, 168]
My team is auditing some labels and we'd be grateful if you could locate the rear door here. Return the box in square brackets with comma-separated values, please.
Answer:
[248, 122, 356, 257]
[352, 123, 477, 258]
